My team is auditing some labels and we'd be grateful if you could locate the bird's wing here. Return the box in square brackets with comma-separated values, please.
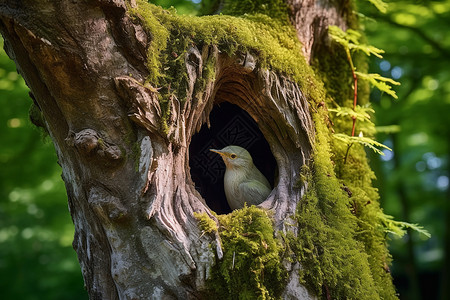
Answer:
[239, 180, 271, 206]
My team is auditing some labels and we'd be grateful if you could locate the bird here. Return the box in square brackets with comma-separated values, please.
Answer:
[210, 145, 272, 210]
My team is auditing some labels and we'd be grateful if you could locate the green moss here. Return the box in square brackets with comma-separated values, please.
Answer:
[312, 20, 397, 299]
[307, 22, 397, 298]
[288, 114, 394, 299]
[130, 0, 324, 108]
[332, 139, 397, 299]
[194, 212, 218, 234]
[207, 206, 287, 299]
[133, 1, 397, 298]
[221, 0, 290, 24]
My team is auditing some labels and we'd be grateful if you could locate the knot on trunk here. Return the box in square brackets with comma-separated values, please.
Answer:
[66, 129, 123, 164]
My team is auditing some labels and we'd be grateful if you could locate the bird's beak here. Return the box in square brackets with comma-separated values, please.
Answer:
[211, 149, 232, 160]
[210, 149, 223, 156]
[211, 149, 231, 159]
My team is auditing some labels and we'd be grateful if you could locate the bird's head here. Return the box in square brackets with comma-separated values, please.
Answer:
[210, 145, 253, 169]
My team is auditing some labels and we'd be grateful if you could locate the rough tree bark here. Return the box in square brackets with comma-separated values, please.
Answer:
[0, 0, 391, 299]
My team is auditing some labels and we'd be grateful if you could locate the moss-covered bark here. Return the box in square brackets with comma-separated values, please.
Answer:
[132, 0, 397, 298]
[205, 207, 288, 299]
[130, 0, 323, 112]
[0, 0, 398, 298]
[290, 112, 397, 299]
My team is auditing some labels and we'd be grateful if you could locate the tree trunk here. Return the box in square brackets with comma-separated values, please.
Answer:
[0, 0, 396, 299]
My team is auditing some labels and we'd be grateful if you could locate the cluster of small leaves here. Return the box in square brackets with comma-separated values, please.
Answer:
[328, 26, 384, 58]
[355, 71, 400, 99]
[328, 105, 374, 123]
[334, 133, 392, 155]
[328, 25, 399, 156]
[328, 25, 400, 97]
[377, 212, 431, 239]
[328, 103, 391, 155]
[327, 1, 430, 249]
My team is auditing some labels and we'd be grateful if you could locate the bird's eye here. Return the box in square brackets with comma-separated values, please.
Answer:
[230, 154, 237, 159]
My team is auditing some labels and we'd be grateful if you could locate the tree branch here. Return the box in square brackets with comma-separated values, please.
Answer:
[378, 15, 450, 57]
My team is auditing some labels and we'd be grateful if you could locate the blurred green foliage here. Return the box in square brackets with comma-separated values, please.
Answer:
[1, 0, 448, 299]
[0, 39, 87, 299]
[360, 1, 450, 299]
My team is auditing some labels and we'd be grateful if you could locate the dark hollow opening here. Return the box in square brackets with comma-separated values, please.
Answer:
[189, 102, 277, 214]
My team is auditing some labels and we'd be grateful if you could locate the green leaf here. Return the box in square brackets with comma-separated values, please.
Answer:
[328, 26, 384, 58]
[377, 212, 431, 239]
[363, 0, 388, 14]
[328, 105, 375, 123]
[333, 133, 392, 155]
[328, 26, 361, 47]
[355, 72, 400, 99]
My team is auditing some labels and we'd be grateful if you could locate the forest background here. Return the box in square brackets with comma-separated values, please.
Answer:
[0, 0, 448, 299]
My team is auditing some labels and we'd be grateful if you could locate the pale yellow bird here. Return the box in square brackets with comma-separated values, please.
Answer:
[210, 145, 271, 210]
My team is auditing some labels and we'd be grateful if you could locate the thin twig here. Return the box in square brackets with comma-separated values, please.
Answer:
[344, 143, 353, 164]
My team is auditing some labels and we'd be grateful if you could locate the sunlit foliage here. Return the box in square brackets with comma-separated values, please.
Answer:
[359, 0, 450, 299]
